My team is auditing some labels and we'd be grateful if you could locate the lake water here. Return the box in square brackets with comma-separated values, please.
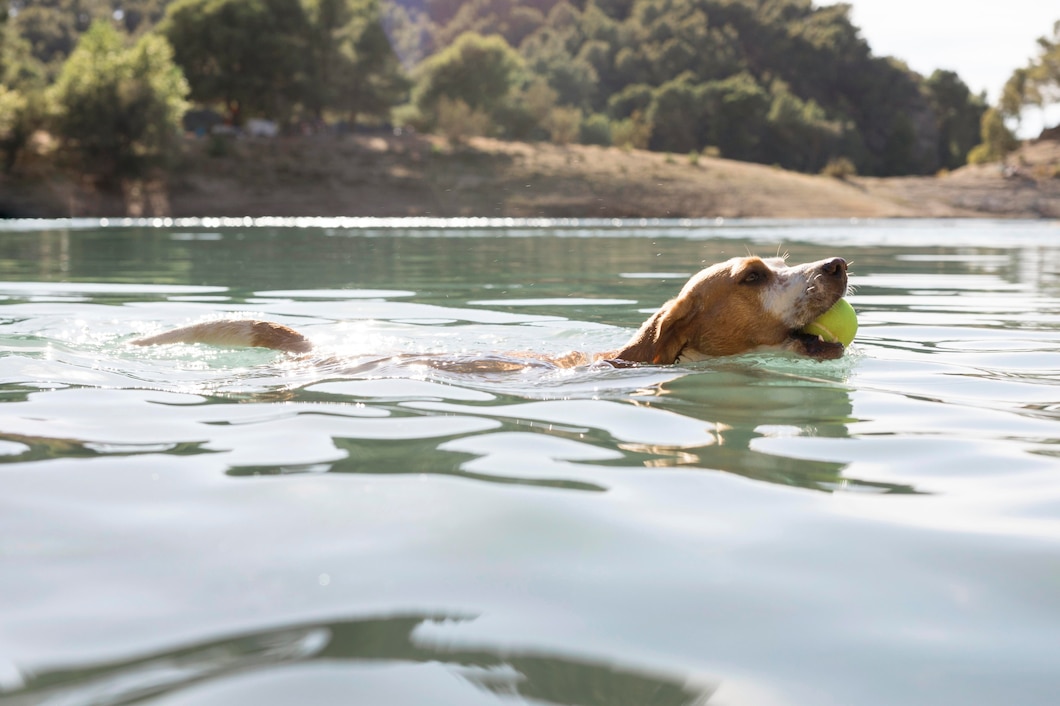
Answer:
[1, 218, 1058, 706]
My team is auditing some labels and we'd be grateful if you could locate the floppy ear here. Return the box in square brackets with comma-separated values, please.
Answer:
[613, 296, 696, 364]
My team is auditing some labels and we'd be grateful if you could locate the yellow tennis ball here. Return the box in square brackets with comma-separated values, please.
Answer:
[801, 298, 857, 347]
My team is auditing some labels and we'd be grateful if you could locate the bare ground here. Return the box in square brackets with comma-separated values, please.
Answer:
[3, 133, 1059, 219]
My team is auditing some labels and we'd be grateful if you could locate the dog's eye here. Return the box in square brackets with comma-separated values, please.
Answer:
[740, 270, 766, 284]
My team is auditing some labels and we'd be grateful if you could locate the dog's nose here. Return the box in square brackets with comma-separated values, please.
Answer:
[822, 258, 847, 276]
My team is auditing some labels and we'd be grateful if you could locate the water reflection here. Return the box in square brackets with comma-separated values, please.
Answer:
[257, 356, 920, 494]
[8, 614, 715, 706]
[635, 364, 919, 493]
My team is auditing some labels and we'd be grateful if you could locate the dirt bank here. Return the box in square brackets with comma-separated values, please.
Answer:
[3, 133, 1058, 219]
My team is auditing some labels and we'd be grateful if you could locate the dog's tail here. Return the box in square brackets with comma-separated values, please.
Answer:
[131, 319, 312, 353]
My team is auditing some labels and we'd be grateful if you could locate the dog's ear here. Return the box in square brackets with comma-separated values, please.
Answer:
[613, 296, 696, 364]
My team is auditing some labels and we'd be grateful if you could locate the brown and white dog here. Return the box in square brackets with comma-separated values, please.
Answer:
[132, 255, 850, 365]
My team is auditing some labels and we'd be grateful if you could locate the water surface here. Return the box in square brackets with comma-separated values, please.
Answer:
[1, 218, 1059, 706]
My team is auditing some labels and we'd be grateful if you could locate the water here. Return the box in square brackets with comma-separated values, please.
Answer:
[0, 218, 1058, 706]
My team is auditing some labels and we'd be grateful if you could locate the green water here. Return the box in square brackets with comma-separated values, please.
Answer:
[0, 218, 1058, 705]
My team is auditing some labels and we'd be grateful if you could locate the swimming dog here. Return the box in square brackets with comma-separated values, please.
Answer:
[132, 256, 850, 364]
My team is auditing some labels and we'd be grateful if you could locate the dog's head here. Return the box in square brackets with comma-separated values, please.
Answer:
[614, 256, 849, 364]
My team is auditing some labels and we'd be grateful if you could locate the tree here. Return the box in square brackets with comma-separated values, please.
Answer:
[413, 32, 524, 125]
[1000, 20, 1060, 131]
[48, 20, 188, 184]
[925, 70, 986, 171]
[161, 0, 308, 124]
[702, 72, 770, 162]
[113, 0, 172, 35]
[5, 0, 106, 78]
[763, 81, 838, 172]
[304, 0, 409, 123]
[521, 28, 599, 110]
[0, 85, 28, 171]
[967, 108, 1018, 165]
[647, 72, 703, 153]
[392, 0, 991, 174]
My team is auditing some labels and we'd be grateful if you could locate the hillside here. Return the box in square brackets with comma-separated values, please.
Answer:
[3, 133, 1058, 219]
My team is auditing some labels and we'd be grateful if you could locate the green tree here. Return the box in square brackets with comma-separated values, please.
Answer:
[161, 0, 308, 124]
[763, 81, 838, 172]
[0, 86, 47, 173]
[547, 104, 581, 144]
[967, 108, 1018, 165]
[5, 0, 107, 78]
[607, 82, 652, 119]
[304, 0, 409, 123]
[433, 0, 547, 49]
[925, 69, 986, 171]
[647, 72, 703, 153]
[1000, 67, 1033, 120]
[521, 28, 599, 110]
[413, 32, 524, 126]
[579, 112, 611, 145]
[610, 109, 651, 149]
[1000, 20, 1060, 131]
[0, 85, 28, 171]
[48, 20, 189, 184]
[702, 72, 770, 162]
[398, 0, 983, 174]
[113, 0, 172, 35]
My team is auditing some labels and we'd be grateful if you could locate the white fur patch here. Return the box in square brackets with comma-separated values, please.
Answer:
[759, 262, 813, 327]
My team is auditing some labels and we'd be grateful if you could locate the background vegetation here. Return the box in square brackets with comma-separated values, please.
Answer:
[0, 0, 1056, 189]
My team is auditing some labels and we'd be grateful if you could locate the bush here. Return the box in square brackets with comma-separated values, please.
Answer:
[435, 96, 491, 144]
[548, 106, 581, 145]
[821, 156, 857, 179]
[610, 110, 651, 150]
[579, 113, 611, 146]
[966, 108, 1018, 165]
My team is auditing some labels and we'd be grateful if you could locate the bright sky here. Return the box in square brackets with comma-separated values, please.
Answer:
[842, 0, 1059, 137]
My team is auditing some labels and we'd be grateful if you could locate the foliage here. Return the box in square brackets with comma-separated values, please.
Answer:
[386, 0, 982, 175]
[610, 110, 651, 150]
[434, 96, 491, 144]
[0, 85, 28, 171]
[647, 72, 702, 153]
[0, 86, 46, 172]
[1000, 19, 1060, 130]
[303, 0, 409, 122]
[161, 0, 307, 124]
[925, 70, 987, 171]
[966, 108, 1018, 165]
[764, 81, 838, 173]
[1, 0, 1017, 178]
[547, 105, 581, 145]
[821, 156, 856, 179]
[579, 112, 611, 146]
[5, 0, 100, 79]
[413, 32, 524, 127]
[701, 72, 770, 162]
[47, 20, 188, 183]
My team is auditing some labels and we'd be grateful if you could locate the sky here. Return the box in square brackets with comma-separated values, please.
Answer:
[842, 0, 1059, 137]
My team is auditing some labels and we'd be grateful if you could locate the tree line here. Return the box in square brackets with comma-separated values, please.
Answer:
[0, 0, 1054, 188]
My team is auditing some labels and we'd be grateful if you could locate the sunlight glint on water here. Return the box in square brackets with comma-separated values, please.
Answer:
[0, 219, 1058, 706]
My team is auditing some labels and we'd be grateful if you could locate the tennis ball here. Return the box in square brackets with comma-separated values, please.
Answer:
[801, 298, 857, 347]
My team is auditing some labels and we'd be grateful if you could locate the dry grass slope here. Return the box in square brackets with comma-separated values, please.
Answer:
[3, 133, 1059, 219]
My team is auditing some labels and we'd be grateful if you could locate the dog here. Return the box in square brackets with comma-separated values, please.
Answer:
[132, 256, 850, 365]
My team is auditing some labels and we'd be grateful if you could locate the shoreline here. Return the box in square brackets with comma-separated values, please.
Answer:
[3, 134, 1058, 220]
